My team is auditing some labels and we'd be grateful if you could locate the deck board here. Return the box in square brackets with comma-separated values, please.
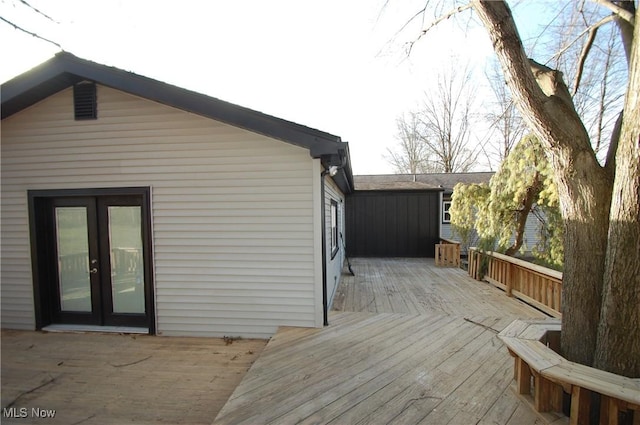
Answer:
[332, 258, 540, 317]
[1, 330, 266, 425]
[215, 258, 552, 425]
[2, 258, 554, 424]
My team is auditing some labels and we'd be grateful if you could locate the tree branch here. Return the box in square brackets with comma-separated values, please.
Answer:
[420, 3, 473, 37]
[505, 175, 541, 256]
[471, 2, 545, 113]
[3, 375, 57, 409]
[472, 1, 593, 155]
[604, 110, 623, 173]
[463, 317, 499, 333]
[572, 23, 600, 96]
[406, 3, 473, 56]
[548, 15, 615, 64]
[591, 0, 635, 25]
[0, 17, 62, 49]
[528, 59, 575, 113]
[391, 3, 431, 56]
[109, 355, 152, 368]
[611, 0, 636, 65]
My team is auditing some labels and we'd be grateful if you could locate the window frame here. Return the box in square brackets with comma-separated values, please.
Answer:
[442, 200, 452, 224]
[330, 199, 339, 259]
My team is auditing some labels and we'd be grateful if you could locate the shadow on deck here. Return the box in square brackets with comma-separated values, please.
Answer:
[214, 258, 561, 425]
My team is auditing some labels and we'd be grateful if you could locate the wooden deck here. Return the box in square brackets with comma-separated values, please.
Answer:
[1, 258, 553, 424]
[1, 330, 267, 424]
[215, 258, 556, 425]
[332, 257, 540, 317]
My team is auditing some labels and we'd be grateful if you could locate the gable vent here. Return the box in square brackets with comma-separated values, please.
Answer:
[73, 82, 97, 120]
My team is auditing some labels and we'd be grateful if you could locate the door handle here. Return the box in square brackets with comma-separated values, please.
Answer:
[90, 268, 98, 274]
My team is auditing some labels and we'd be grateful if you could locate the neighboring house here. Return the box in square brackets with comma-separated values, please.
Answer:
[350, 173, 540, 256]
[1, 52, 353, 338]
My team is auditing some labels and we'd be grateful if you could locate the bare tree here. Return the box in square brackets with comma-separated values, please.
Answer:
[479, 2, 624, 168]
[484, 59, 526, 164]
[386, 63, 479, 173]
[385, 112, 439, 173]
[400, 0, 639, 377]
[420, 65, 477, 172]
[543, 1, 628, 160]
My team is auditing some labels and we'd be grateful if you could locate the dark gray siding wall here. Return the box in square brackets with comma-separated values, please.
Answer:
[346, 191, 440, 257]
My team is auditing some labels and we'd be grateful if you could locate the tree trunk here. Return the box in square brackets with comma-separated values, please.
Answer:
[558, 169, 611, 367]
[594, 17, 640, 378]
[504, 176, 539, 256]
[472, 0, 613, 367]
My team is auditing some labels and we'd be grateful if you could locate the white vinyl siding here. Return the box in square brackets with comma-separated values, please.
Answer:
[1, 85, 318, 338]
[324, 175, 345, 310]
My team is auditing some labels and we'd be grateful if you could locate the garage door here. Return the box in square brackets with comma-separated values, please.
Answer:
[345, 191, 440, 257]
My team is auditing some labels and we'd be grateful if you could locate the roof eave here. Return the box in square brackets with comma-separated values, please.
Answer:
[1, 53, 341, 151]
[320, 142, 354, 194]
[2, 52, 355, 193]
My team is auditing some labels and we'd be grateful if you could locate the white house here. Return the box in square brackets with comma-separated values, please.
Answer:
[1, 53, 353, 338]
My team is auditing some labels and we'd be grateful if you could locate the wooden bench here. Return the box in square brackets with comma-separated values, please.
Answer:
[499, 319, 640, 425]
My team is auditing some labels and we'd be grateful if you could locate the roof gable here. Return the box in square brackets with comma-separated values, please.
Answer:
[1, 52, 353, 193]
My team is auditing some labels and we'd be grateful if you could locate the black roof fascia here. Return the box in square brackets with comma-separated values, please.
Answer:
[354, 188, 445, 194]
[1, 53, 343, 158]
[320, 142, 354, 195]
[337, 143, 354, 194]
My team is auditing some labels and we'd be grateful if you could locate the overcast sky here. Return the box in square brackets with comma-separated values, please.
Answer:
[1, 1, 544, 174]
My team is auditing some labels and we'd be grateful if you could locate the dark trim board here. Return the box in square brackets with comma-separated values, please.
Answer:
[28, 187, 156, 334]
[346, 190, 440, 258]
[2, 52, 354, 195]
[0, 53, 338, 149]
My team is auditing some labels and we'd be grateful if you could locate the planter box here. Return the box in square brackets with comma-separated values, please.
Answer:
[498, 319, 640, 425]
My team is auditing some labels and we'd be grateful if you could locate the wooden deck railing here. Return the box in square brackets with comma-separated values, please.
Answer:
[467, 248, 562, 317]
[435, 238, 461, 267]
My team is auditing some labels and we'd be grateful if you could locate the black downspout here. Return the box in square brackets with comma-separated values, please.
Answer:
[320, 169, 329, 326]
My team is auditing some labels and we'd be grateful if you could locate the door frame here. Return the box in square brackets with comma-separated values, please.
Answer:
[49, 196, 102, 326]
[28, 187, 156, 334]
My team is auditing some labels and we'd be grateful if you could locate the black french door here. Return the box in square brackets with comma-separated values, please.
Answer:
[34, 191, 152, 329]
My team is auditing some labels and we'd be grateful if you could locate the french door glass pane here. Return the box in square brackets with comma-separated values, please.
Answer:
[55, 207, 92, 312]
[108, 206, 145, 314]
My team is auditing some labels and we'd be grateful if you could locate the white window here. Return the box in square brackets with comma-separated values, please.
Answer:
[443, 200, 452, 223]
[330, 200, 339, 257]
